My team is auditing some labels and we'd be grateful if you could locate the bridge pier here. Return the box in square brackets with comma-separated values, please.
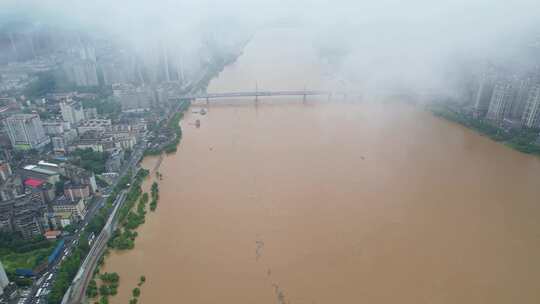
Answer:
[206, 97, 209, 105]
[303, 94, 306, 103]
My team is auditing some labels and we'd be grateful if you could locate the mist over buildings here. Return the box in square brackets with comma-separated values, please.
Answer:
[1, 0, 540, 96]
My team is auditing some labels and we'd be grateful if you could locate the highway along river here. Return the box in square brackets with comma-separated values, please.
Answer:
[102, 28, 540, 303]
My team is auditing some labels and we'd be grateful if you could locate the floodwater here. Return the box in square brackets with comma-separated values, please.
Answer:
[102, 29, 540, 303]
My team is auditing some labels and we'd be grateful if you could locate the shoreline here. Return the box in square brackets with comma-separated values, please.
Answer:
[84, 39, 251, 304]
[100, 100, 540, 304]
[429, 104, 540, 156]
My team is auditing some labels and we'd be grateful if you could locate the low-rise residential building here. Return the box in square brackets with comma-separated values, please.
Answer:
[52, 196, 87, 220]
[72, 138, 108, 152]
[63, 165, 98, 193]
[72, 131, 114, 152]
[104, 126, 139, 150]
[52, 211, 76, 228]
[64, 182, 91, 201]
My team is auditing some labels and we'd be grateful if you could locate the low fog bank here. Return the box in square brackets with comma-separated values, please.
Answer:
[2, 0, 540, 99]
[304, 0, 540, 98]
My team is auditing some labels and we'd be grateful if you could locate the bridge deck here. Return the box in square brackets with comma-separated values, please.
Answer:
[171, 90, 442, 101]
[179, 90, 333, 100]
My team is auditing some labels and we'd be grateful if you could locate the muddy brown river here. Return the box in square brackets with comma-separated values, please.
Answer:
[102, 28, 540, 303]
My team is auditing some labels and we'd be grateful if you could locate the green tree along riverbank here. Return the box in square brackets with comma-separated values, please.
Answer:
[72, 168, 149, 304]
[108, 169, 149, 250]
[430, 104, 540, 155]
[144, 100, 190, 156]
[87, 133, 162, 302]
[149, 182, 159, 211]
[87, 168, 153, 303]
[47, 170, 144, 304]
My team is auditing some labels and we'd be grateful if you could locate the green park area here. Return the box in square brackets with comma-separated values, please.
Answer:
[0, 233, 57, 285]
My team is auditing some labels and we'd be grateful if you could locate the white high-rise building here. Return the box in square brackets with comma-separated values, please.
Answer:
[0, 259, 9, 296]
[486, 82, 516, 123]
[4, 114, 50, 150]
[521, 85, 540, 128]
[473, 75, 494, 118]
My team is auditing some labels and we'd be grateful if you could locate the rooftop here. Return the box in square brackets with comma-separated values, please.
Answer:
[79, 119, 111, 127]
[7, 113, 39, 120]
[23, 165, 58, 176]
[53, 196, 81, 206]
[24, 178, 45, 188]
[38, 160, 59, 168]
[44, 230, 62, 238]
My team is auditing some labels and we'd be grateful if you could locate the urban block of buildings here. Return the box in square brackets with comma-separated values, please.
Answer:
[0, 160, 95, 239]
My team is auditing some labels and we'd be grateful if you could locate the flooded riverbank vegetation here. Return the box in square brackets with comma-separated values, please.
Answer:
[47, 170, 141, 303]
[84, 169, 152, 303]
[149, 182, 159, 211]
[109, 169, 149, 250]
[430, 104, 540, 155]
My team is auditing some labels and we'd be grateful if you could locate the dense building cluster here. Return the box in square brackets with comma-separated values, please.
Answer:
[0, 96, 147, 155]
[0, 23, 239, 247]
[0, 160, 97, 239]
[0, 18, 248, 304]
[0, 92, 153, 242]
